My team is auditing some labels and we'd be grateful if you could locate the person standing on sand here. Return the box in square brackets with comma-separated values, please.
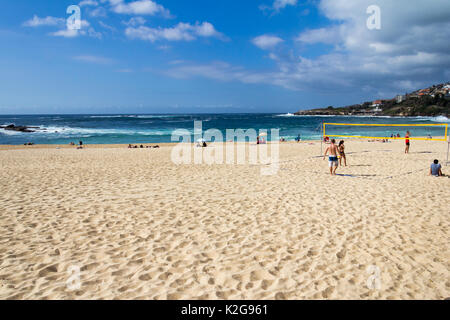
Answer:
[324, 139, 339, 175]
[405, 131, 411, 154]
[338, 140, 347, 166]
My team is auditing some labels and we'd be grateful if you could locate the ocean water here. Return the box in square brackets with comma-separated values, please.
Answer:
[0, 114, 448, 145]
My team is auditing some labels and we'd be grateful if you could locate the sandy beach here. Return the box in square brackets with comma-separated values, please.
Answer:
[0, 139, 449, 300]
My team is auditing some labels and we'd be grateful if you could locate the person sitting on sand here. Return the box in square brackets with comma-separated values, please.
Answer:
[338, 140, 347, 166]
[324, 139, 339, 175]
[430, 159, 443, 177]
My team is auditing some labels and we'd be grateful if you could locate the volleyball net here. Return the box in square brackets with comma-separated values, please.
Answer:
[323, 123, 448, 142]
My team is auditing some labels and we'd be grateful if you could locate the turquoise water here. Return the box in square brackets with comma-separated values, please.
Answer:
[0, 114, 448, 145]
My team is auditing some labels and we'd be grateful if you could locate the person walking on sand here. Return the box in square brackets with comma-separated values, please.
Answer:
[324, 139, 339, 175]
[338, 140, 347, 166]
[405, 131, 411, 154]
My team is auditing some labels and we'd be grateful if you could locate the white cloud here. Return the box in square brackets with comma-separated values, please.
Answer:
[252, 35, 283, 50]
[105, 0, 171, 17]
[50, 20, 102, 39]
[87, 27, 103, 39]
[287, 0, 450, 92]
[125, 22, 226, 42]
[260, 0, 297, 13]
[23, 14, 102, 39]
[122, 17, 146, 26]
[99, 21, 116, 32]
[23, 15, 65, 27]
[295, 26, 342, 44]
[273, 0, 297, 11]
[51, 29, 80, 38]
[170, 0, 450, 98]
[73, 55, 114, 64]
[164, 61, 280, 89]
[165, 61, 250, 82]
[79, 0, 99, 7]
[88, 7, 108, 17]
[157, 45, 171, 50]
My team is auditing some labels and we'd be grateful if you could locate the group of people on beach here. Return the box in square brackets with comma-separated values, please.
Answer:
[69, 141, 84, 149]
[256, 136, 266, 145]
[370, 130, 411, 154]
[323, 139, 347, 175]
[323, 131, 445, 177]
[128, 144, 160, 149]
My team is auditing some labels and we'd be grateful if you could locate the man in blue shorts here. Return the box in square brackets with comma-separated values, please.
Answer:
[324, 139, 339, 176]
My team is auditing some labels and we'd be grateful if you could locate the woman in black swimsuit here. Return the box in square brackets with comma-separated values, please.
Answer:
[339, 140, 347, 166]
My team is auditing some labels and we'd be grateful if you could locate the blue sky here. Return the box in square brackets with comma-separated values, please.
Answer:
[0, 0, 449, 114]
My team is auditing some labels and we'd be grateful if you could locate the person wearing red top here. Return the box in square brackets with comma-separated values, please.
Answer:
[405, 131, 411, 154]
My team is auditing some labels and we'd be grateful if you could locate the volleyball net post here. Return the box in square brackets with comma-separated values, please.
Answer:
[320, 121, 324, 156]
[447, 130, 450, 166]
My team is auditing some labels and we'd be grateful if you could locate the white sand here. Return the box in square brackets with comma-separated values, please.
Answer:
[0, 140, 449, 300]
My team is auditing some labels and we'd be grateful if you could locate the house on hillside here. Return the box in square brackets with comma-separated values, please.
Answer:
[372, 100, 383, 107]
[372, 106, 382, 113]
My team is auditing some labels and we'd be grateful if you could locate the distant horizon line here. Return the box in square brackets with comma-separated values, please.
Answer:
[0, 112, 290, 116]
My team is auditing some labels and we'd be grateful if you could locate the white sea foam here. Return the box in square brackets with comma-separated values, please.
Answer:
[276, 113, 297, 117]
[88, 115, 176, 119]
[0, 129, 22, 136]
[410, 116, 449, 123]
[18, 125, 182, 137]
[429, 116, 449, 123]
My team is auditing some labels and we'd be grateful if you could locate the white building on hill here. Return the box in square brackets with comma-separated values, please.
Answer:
[396, 95, 406, 103]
